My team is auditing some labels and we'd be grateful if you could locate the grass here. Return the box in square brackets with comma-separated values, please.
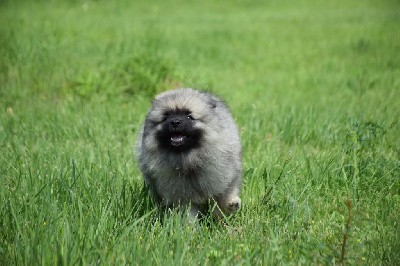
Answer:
[0, 0, 399, 264]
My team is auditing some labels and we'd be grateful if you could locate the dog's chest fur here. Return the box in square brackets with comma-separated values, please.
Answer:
[150, 151, 232, 205]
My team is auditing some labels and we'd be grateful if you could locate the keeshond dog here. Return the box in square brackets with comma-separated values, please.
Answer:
[136, 88, 242, 219]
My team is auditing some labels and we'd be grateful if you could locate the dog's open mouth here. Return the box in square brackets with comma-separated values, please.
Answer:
[170, 133, 187, 146]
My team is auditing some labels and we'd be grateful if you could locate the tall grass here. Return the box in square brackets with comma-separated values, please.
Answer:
[1, 0, 399, 264]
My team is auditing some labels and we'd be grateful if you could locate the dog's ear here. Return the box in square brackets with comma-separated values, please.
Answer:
[205, 93, 220, 109]
[198, 90, 224, 109]
[151, 98, 160, 107]
[209, 98, 218, 109]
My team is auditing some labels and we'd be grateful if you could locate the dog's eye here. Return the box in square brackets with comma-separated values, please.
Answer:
[187, 115, 195, 120]
[161, 116, 168, 123]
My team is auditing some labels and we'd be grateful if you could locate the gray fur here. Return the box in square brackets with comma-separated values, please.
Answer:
[136, 88, 242, 218]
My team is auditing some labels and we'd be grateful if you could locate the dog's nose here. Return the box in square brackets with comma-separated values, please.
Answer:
[170, 119, 181, 128]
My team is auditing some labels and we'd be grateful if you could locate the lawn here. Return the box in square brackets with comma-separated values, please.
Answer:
[0, 0, 399, 264]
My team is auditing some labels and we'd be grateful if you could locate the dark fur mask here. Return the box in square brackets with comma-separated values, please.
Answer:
[156, 109, 203, 152]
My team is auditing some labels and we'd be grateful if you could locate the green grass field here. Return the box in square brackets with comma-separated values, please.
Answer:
[1, 0, 399, 264]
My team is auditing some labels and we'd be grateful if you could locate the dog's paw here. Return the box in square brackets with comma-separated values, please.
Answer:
[226, 197, 241, 214]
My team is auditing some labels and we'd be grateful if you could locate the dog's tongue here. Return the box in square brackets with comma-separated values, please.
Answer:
[171, 134, 185, 145]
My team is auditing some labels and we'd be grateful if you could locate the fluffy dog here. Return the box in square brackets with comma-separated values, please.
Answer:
[136, 88, 242, 218]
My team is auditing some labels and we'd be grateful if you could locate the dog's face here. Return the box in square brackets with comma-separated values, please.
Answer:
[155, 108, 203, 152]
[143, 89, 221, 154]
